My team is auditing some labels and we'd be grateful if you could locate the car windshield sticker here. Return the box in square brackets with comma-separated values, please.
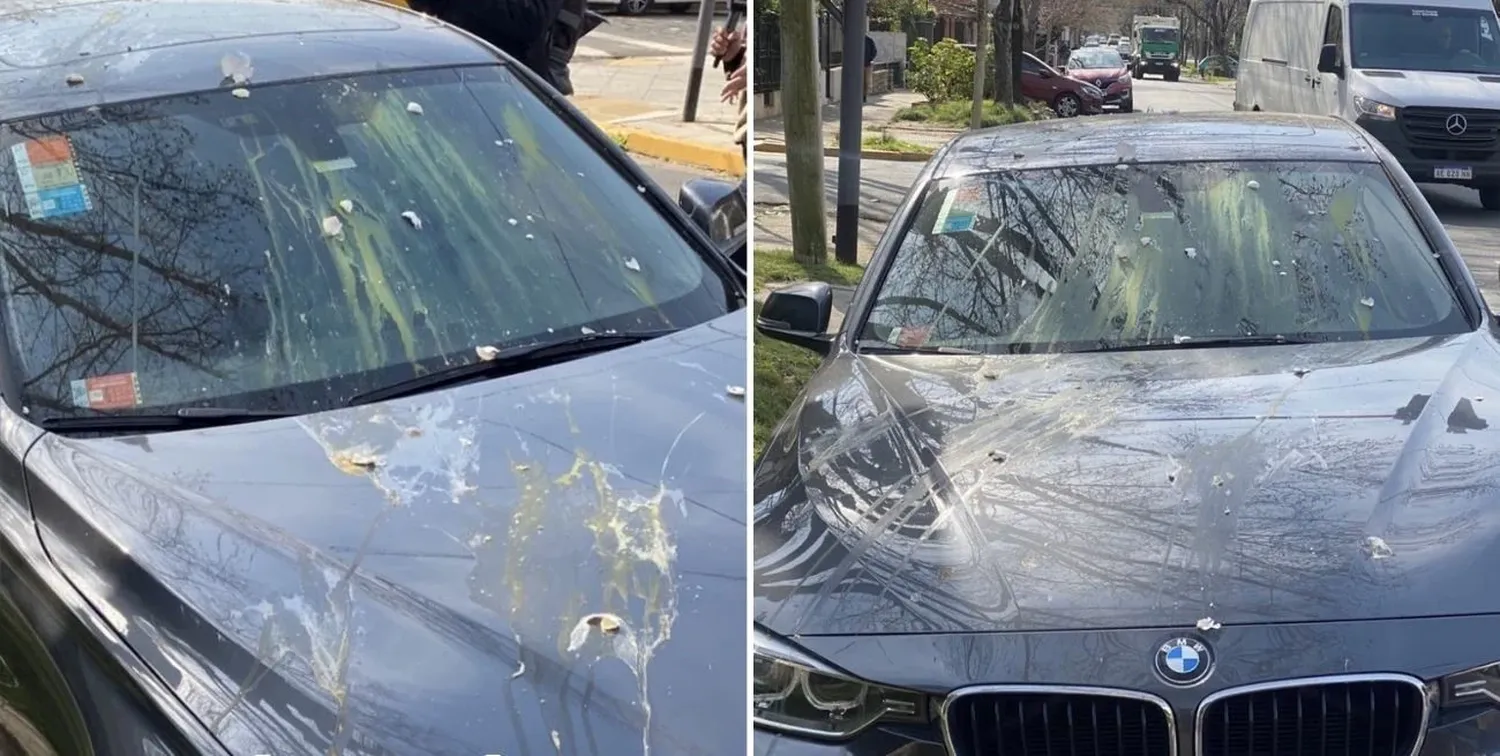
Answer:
[934, 182, 982, 234]
[1412, 8, 1438, 16]
[312, 157, 357, 173]
[70, 372, 142, 410]
[12, 136, 92, 220]
[1483, 18, 1493, 40]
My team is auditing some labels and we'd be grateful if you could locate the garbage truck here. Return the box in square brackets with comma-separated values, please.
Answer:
[1131, 15, 1181, 81]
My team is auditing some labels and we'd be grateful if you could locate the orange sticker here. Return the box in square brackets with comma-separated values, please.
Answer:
[69, 372, 142, 410]
[25, 136, 74, 166]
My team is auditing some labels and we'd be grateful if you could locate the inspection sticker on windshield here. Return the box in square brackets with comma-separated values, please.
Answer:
[11, 136, 92, 220]
[933, 182, 981, 234]
[1411, 8, 1438, 16]
[70, 372, 142, 410]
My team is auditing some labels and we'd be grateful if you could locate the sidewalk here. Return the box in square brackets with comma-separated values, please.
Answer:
[571, 53, 745, 176]
[753, 90, 965, 158]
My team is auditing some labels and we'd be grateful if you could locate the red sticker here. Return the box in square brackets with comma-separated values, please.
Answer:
[69, 372, 142, 410]
[896, 325, 931, 348]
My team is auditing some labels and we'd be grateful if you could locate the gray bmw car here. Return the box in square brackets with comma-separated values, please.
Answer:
[0, 0, 746, 754]
[754, 114, 1500, 756]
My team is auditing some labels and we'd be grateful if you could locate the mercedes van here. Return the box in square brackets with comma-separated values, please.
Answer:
[1235, 0, 1500, 210]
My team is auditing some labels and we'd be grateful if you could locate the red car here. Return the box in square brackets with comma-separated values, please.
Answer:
[1020, 51, 1104, 117]
[1062, 46, 1134, 113]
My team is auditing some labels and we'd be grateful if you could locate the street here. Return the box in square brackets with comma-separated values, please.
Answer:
[637, 155, 715, 198]
[578, 11, 727, 60]
[752, 76, 1500, 302]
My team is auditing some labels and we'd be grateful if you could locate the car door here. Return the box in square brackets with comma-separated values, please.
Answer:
[1313, 2, 1347, 116]
[1020, 54, 1057, 102]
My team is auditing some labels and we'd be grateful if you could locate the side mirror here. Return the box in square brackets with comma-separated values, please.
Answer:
[1317, 43, 1343, 76]
[1038, 68, 1054, 78]
[757, 282, 835, 354]
[678, 178, 742, 240]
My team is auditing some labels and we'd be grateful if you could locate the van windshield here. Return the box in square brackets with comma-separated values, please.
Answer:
[1350, 5, 1500, 73]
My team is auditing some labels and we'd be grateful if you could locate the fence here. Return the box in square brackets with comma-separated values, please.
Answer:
[753, 12, 781, 94]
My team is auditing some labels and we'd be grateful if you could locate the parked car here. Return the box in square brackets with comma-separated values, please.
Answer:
[588, 0, 703, 15]
[1197, 54, 1239, 78]
[0, 0, 747, 754]
[1064, 46, 1134, 112]
[754, 112, 1500, 756]
[1021, 51, 1105, 117]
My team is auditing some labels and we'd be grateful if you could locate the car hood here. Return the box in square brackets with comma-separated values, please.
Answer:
[1069, 66, 1128, 82]
[1354, 68, 1500, 109]
[25, 313, 747, 756]
[754, 332, 1500, 637]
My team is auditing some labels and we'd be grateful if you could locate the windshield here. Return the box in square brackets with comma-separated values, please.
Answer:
[1350, 5, 1500, 73]
[1070, 49, 1125, 69]
[1141, 27, 1179, 43]
[0, 65, 732, 421]
[858, 161, 1466, 354]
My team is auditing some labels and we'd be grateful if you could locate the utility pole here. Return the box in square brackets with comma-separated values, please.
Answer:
[781, 0, 830, 264]
[833, 0, 867, 264]
[970, 1, 989, 129]
[682, 0, 719, 121]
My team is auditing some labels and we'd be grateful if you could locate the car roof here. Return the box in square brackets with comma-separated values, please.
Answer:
[0, 0, 502, 122]
[933, 112, 1381, 177]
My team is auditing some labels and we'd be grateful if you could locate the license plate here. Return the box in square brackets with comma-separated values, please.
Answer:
[1434, 166, 1473, 180]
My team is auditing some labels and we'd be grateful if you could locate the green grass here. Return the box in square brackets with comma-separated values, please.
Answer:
[860, 131, 932, 154]
[753, 248, 865, 457]
[892, 100, 1038, 128]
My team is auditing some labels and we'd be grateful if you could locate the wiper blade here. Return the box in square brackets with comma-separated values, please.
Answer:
[1079, 335, 1322, 353]
[41, 407, 296, 432]
[856, 341, 981, 355]
[347, 330, 677, 407]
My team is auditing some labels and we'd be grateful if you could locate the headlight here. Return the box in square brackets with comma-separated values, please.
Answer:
[1082, 84, 1103, 97]
[1438, 662, 1500, 710]
[1353, 95, 1398, 121]
[753, 627, 929, 739]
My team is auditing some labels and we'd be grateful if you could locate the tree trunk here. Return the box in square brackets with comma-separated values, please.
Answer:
[780, 0, 829, 264]
[992, 0, 1015, 104]
[1009, 0, 1024, 100]
[971, 4, 989, 128]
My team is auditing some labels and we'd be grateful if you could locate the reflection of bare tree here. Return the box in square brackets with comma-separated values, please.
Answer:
[757, 334, 1500, 636]
[0, 101, 261, 411]
[860, 162, 1453, 351]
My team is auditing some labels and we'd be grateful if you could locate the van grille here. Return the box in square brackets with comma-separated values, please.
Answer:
[1400, 107, 1500, 147]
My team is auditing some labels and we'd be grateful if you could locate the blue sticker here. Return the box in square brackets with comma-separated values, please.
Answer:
[940, 212, 976, 234]
[34, 185, 91, 218]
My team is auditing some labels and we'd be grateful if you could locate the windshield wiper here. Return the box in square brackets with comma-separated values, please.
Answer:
[40, 406, 297, 432]
[856, 341, 981, 355]
[346, 330, 678, 407]
[1078, 335, 1322, 353]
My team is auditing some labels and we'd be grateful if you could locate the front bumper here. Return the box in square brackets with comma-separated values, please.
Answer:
[755, 614, 1500, 755]
[1138, 58, 1178, 74]
[1360, 114, 1500, 187]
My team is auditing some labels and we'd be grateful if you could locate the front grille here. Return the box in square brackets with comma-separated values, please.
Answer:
[1199, 677, 1426, 756]
[1401, 107, 1500, 147]
[946, 689, 1173, 756]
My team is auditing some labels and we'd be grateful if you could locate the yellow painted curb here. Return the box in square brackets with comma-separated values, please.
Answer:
[612, 126, 745, 176]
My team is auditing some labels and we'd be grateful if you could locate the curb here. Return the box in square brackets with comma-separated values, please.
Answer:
[753, 140, 934, 162]
[606, 126, 745, 177]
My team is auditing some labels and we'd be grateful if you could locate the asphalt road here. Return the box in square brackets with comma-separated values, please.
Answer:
[637, 155, 712, 199]
[579, 12, 727, 59]
[752, 77, 1500, 301]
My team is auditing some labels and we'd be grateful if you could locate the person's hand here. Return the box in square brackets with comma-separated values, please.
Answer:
[711, 27, 746, 61]
[721, 61, 747, 102]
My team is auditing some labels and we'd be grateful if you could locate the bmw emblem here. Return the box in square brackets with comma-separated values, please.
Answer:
[1153, 636, 1213, 687]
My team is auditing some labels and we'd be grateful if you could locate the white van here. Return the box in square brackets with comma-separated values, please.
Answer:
[1235, 0, 1500, 210]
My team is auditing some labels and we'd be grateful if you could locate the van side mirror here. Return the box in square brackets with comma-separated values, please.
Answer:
[757, 282, 836, 354]
[1317, 43, 1343, 76]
